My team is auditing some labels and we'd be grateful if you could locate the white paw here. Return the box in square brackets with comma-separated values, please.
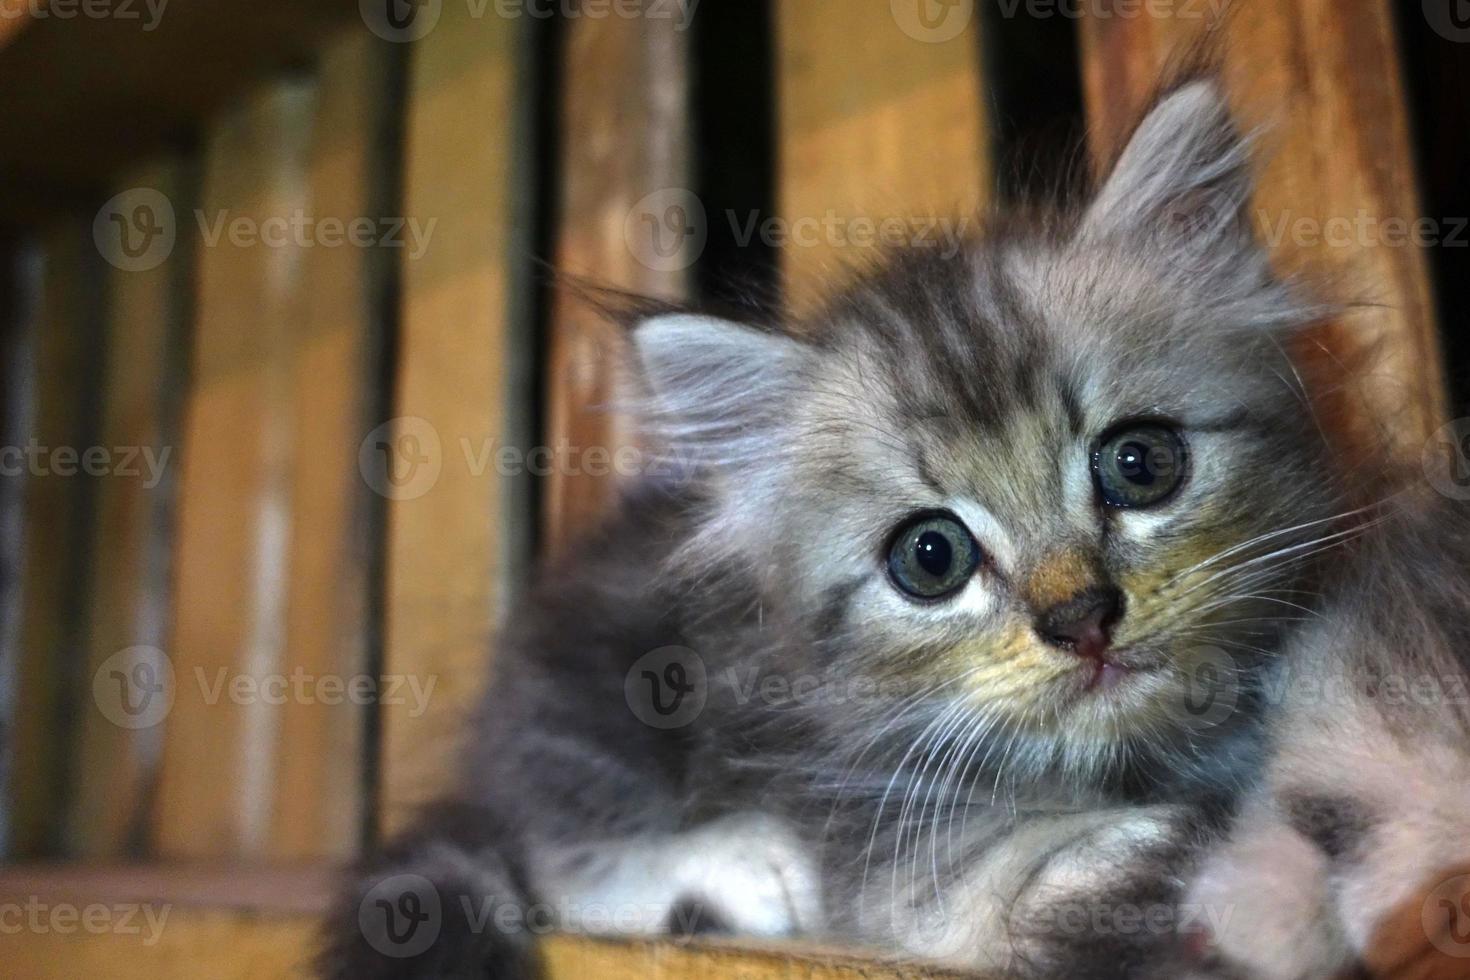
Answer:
[672, 812, 823, 937]
[1186, 817, 1345, 979]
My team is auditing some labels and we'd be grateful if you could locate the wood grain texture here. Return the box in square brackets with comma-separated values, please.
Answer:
[65, 158, 190, 859]
[379, 5, 533, 832]
[0, 865, 980, 980]
[775, 0, 991, 313]
[543, 12, 692, 551]
[152, 79, 317, 859]
[267, 30, 394, 861]
[1079, 0, 1446, 460]
[9, 218, 104, 857]
[542, 935, 981, 980]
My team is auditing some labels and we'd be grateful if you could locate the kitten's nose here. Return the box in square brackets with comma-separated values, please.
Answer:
[1035, 587, 1122, 660]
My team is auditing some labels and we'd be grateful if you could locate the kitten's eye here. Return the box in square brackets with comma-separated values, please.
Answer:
[1092, 422, 1189, 509]
[887, 513, 981, 600]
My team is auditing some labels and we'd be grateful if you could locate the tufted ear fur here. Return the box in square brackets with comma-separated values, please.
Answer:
[629, 313, 808, 473]
[1081, 80, 1260, 275]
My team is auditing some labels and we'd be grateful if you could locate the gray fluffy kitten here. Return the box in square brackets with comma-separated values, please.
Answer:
[321, 79, 1470, 979]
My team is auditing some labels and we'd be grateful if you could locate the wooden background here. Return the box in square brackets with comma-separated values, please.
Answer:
[0, 0, 1462, 975]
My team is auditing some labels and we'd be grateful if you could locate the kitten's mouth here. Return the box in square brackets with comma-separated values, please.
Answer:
[1087, 659, 1136, 692]
[1069, 648, 1163, 697]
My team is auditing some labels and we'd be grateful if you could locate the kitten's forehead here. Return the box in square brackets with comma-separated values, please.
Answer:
[822, 244, 1064, 432]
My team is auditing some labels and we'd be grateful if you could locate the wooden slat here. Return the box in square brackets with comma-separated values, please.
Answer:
[543, 12, 693, 550]
[152, 79, 317, 859]
[268, 31, 395, 861]
[379, 5, 533, 831]
[65, 159, 191, 858]
[542, 936, 977, 979]
[775, 0, 991, 312]
[9, 219, 104, 857]
[2, 910, 318, 980]
[1078, 0, 1445, 456]
[0, 866, 976, 980]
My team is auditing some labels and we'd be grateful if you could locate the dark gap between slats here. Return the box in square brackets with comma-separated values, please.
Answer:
[1394, 4, 1470, 419]
[692, 0, 780, 322]
[979, 0, 1087, 205]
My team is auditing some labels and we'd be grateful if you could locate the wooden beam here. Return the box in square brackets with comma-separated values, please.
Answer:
[65, 158, 191, 859]
[152, 78, 317, 859]
[267, 30, 397, 862]
[379, 4, 534, 832]
[775, 0, 992, 313]
[543, 13, 692, 551]
[1079, 0, 1446, 458]
[0, 865, 980, 980]
[8, 217, 105, 857]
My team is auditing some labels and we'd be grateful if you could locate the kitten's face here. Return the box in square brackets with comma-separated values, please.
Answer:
[774, 239, 1333, 758]
[635, 82, 1339, 773]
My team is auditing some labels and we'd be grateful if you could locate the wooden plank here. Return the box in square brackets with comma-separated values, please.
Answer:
[775, 0, 991, 312]
[8, 218, 104, 857]
[267, 30, 396, 861]
[0, 0, 356, 221]
[152, 79, 317, 859]
[543, 13, 692, 551]
[379, 5, 534, 831]
[2, 910, 318, 980]
[65, 159, 191, 859]
[1078, 0, 1446, 457]
[543, 936, 978, 979]
[0, 865, 975, 980]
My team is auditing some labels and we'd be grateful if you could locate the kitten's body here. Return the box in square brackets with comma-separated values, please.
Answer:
[322, 80, 1470, 979]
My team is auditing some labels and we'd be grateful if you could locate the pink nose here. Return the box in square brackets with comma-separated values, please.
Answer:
[1035, 587, 1122, 660]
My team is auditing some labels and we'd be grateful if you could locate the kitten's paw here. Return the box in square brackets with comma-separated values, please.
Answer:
[895, 805, 1199, 977]
[318, 844, 538, 980]
[1183, 812, 1346, 980]
[665, 812, 823, 938]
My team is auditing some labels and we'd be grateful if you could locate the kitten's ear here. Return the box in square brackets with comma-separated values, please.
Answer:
[1081, 79, 1256, 259]
[630, 313, 806, 468]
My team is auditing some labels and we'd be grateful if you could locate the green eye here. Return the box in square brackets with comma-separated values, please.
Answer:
[1092, 422, 1189, 509]
[887, 513, 981, 600]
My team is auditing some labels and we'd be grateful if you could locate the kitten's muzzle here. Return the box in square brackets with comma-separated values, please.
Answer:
[1034, 586, 1124, 662]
